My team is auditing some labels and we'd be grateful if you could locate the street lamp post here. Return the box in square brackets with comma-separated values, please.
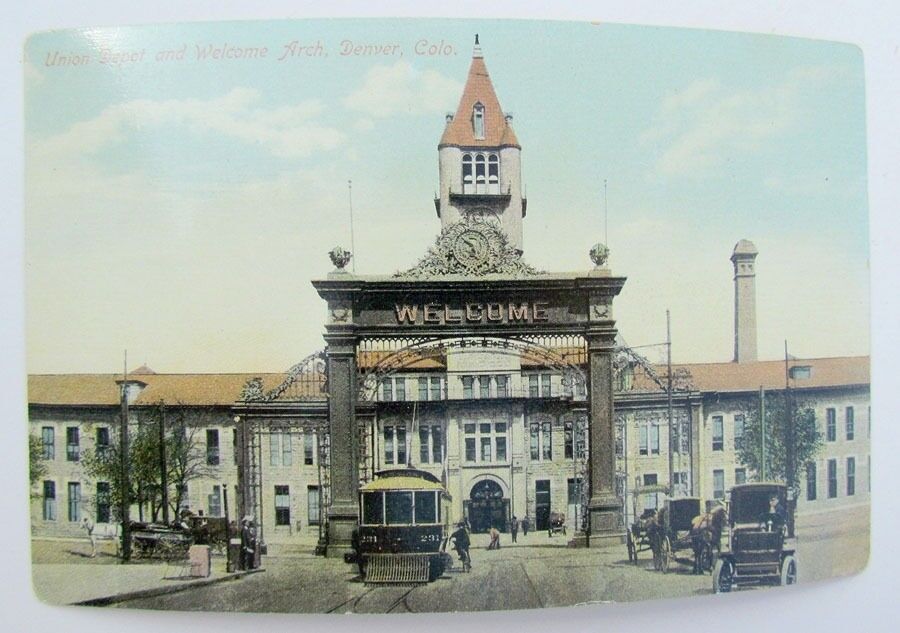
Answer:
[784, 341, 796, 538]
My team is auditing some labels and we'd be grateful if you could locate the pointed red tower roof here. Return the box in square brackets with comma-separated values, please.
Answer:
[439, 37, 520, 149]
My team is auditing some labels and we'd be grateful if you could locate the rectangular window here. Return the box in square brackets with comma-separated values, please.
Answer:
[385, 491, 413, 525]
[846, 406, 855, 440]
[495, 434, 507, 462]
[733, 414, 745, 451]
[396, 426, 407, 465]
[430, 377, 442, 401]
[541, 373, 552, 397]
[712, 416, 724, 451]
[419, 425, 443, 464]
[462, 376, 474, 399]
[96, 427, 110, 455]
[304, 430, 315, 465]
[67, 482, 81, 522]
[269, 432, 280, 466]
[529, 375, 539, 398]
[478, 376, 491, 398]
[308, 486, 320, 525]
[414, 491, 437, 524]
[274, 485, 290, 526]
[567, 478, 583, 505]
[826, 408, 836, 442]
[847, 457, 856, 496]
[208, 485, 222, 518]
[281, 430, 292, 466]
[542, 421, 552, 460]
[565, 422, 574, 459]
[66, 427, 80, 462]
[639, 425, 649, 456]
[828, 459, 838, 498]
[480, 437, 492, 462]
[395, 377, 406, 401]
[233, 429, 238, 465]
[465, 437, 476, 462]
[42, 481, 56, 521]
[735, 468, 747, 486]
[381, 379, 393, 402]
[529, 422, 540, 460]
[206, 429, 220, 465]
[713, 469, 725, 500]
[418, 378, 428, 401]
[384, 426, 394, 465]
[649, 424, 660, 455]
[96, 482, 111, 523]
[41, 427, 54, 460]
[496, 375, 509, 398]
[806, 462, 817, 501]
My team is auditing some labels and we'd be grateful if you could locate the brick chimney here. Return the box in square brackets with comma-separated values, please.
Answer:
[731, 239, 759, 363]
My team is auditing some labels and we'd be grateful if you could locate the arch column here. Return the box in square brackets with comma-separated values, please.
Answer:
[586, 327, 621, 536]
[324, 330, 359, 557]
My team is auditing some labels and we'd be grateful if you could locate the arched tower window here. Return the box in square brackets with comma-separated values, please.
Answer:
[474, 153, 486, 194]
[462, 153, 474, 193]
[473, 103, 485, 139]
[488, 153, 499, 194]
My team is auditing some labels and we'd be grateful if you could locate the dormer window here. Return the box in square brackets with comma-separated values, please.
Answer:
[473, 103, 485, 139]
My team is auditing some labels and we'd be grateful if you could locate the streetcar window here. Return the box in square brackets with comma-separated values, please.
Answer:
[362, 492, 384, 525]
[385, 491, 413, 525]
[414, 491, 437, 524]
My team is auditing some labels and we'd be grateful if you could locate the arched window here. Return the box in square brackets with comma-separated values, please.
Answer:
[488, 153, 499, 193]
[473, 103, 485, 139]
[474, 153, 486, 193]
[462, 153, 473, 193]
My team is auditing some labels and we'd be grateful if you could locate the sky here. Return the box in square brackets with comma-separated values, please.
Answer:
[23, 19, 869, 373]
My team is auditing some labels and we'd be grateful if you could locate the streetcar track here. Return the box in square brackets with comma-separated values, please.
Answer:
[325, 585, 376, 613]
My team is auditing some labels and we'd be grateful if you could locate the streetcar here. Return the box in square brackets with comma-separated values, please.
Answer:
[352, 468, 454, 583]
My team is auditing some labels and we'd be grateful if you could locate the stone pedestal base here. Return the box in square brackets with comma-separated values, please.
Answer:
[588, 494, 622, 537]
[325, 507, 357, 559]
[568, 531, 626, 548]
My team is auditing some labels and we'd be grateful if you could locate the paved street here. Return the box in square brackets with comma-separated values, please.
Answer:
[108, 504, 869, 613]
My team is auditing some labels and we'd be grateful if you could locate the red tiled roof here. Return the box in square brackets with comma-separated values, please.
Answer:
[672, 356, 869, 394]
[439, 55, 520, 148]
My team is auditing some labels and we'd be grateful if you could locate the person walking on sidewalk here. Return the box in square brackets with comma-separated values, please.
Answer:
[81, 516, 96, 557]
[487, 526, 501, 550]
[509, 515, 518, 543]
[522, 515, 530, 537]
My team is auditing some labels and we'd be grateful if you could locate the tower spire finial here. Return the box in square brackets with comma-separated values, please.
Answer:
[473, 34, 482, 58]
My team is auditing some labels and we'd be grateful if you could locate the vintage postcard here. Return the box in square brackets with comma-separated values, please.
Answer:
[25, 18, 870, 613]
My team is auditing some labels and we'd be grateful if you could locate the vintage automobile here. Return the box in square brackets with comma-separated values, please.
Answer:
[712, 483, 798, 592]
[352, 468, 454, 583]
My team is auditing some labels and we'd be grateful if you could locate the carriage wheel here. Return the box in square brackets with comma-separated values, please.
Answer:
[713, 558, 734, 593]
[780, 555, 798, 586]
[660, 536, 672, 573]
[626, 532, 636, 563]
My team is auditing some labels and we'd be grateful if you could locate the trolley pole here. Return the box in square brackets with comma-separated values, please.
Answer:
[666, 310, 674, 497]
[119, 352, 132, 562]
[784, 341, 796, 538]
[759, 386, 766, 481]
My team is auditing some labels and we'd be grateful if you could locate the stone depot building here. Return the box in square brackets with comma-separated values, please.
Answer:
[28, 42, 870, 546]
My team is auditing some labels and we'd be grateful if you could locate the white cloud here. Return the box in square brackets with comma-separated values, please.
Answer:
[30, 87, 346, 161]
[343, 61, 462, 118]
[641, 65, 844, 177]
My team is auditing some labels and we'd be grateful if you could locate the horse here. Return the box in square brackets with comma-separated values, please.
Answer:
[638, 509, 667, 571]
[689, 505, 727, 574]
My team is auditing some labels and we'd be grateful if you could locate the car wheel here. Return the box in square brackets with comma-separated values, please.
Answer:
[713, 558, 734, 593]
[780, 555, 798, 586]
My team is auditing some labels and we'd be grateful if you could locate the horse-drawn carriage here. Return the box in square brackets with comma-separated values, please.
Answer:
[625, 484, 669, 566]
[130, 524, 193, 560]
[654, 497, 702, 573]
[547, 511, 567, 537]
[712, 483, 798, 592]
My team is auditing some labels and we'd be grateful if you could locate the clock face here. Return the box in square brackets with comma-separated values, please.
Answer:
[453, 229, 491, 268]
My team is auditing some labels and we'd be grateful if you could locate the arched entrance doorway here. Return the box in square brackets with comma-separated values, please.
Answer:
[466, 479, 509, 534]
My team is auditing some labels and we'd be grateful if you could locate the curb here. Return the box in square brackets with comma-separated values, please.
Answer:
[73, 568, 265, 607]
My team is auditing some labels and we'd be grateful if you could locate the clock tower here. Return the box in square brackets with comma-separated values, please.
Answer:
[435, 36, 526, 252]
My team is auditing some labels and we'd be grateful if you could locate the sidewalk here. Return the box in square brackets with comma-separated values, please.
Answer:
[31, 541, 245, 606]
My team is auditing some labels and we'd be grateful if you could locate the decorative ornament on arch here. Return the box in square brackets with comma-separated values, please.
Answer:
[396, 216, 541, 278]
